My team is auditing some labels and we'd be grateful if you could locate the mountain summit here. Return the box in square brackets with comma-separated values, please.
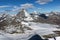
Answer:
[17, 9, 33, 21]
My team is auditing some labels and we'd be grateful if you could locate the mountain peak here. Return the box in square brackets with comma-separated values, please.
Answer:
[17, 9, 30, 17]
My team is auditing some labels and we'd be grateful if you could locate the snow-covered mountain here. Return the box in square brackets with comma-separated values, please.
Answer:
[0, 13, 13, 23]
[0, 9, 33, 34]
[45, 11, 60, 16]
[0, 9, 60, 40]
[0, 13, 13, 30]
[31, 11, 39, 19]
[16, 9, 33, 21]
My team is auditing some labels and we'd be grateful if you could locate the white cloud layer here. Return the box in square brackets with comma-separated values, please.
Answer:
[36, 0, 53, 5]
[0, 5, 11, 8]
[0, 3, 35, 12]
[12, 3, 35, 11]
[20, 3, 34, 9]
[12, 6, 20, 11]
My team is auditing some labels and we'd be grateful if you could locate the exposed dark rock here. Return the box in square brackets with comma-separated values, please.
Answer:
[39, 14, 48, 19]
[29, 34, 43, 40]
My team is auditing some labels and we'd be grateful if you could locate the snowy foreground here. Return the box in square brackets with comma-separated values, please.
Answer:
[49, 37, 60, 40]
[0, 22, 60, 40]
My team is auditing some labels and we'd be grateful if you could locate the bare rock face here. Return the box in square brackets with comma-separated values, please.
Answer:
[31, 11, 39, 20]
[16, 9, 30, 19]
[16, 9, 33, 21]
[0, 11, 32, 34]
[46, 14, 60, 25]
[0, 13, 11, 30]
[34, 12, 60, 25]
[5, 25, 23, 34]
[17, 9, 25, 19]
[4, 24, 32, 34]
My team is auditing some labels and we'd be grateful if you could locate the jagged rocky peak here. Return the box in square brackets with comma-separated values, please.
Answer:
[0, 13, 10, 22]
[16, 9, 25, 18]
[50, 11, 56, 15]
[0, 13, 12, 30]
[48, 11, 60, 16]
[45, 11, 60, 16]
[17, 9, 31, 18]
[31, 11, 39, 19]
[31, 11, 38, 15]
[16, 9, 33, 21]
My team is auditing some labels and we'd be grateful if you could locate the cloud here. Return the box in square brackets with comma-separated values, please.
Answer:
[12, 3, 35, 11]
[12, 6, 20, 11]
[20, 3, 35, 9]
[0, 5, 11, 8]
[36, 0, 53, 5]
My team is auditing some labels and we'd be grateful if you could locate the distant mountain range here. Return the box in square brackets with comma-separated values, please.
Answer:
[0, 9, 60, 34]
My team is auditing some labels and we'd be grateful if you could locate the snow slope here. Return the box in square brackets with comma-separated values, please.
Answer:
[0, 22, 60, 40]
[24, 22, 60, 35]
[23, 9, 33, 21]
[49, 37, 60, 40]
